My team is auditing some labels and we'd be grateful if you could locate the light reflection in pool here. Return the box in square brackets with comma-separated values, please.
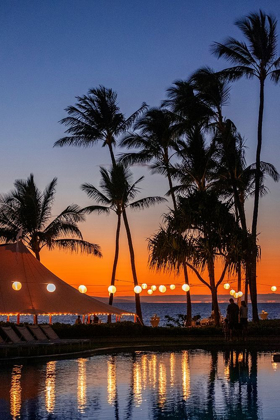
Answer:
[1, 349, 280, 419]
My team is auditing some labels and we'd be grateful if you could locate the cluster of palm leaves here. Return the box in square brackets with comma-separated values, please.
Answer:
[0, 10, 278, 325]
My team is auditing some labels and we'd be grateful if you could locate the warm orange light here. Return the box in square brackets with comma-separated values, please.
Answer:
[230, 289, 235, 296]
[234, 292, 239, 299]
[12, 281, 22, 291]
[271, 286, 277, 292]
[108, 285, 117, 294]
[159, 285, 166, 293]
[147, 289, 153, 295]
[182, 284, 190, 292]
[141, 283, 148, 289]
[224, 283, 230, 290]
[238, 291, 243, 297]
[134, 286, 142, 294]
[151, 285, 157, 291]
[47, 284, 56, 292]
[78, 285, 87, 294]
[170, 284, 176, 290]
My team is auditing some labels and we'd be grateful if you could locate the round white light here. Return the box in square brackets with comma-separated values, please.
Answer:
[141, 283, 148, 290]
[182, 284, 190, 292]
[238, 291, 243, 297]
[78, 285, 87, 294]
[147, 289, 153, 295]
[47, 283, 56, 293]
[170, 284, 176, 290]
[151, 285, 157, 291]
[134, 285, 142, 294]
[224, 283, 230, 290]
[234, 292, 239, 299]
[108, 285, 117, 294]
[230, 289, 235, 296]
[12, 281, 22, 291]
[159, 285, 166, 293]
[271, 286, 277, 292]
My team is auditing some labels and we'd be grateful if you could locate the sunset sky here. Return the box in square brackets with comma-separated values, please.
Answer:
[1, 0, 280, 299]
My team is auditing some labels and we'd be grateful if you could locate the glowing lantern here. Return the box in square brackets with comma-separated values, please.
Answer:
[271, 286, 277, 292]
[147, 289, 153, 295]
[151, 285, 157, 291]
[182, 284, 190, 292]
[238, 291, 243, 297]
[134, 285, 142, 294]
[159, 285, 166, 293]
[234, 292, 239, 299]
[78, 285, 87, 294]
[47, 284, 56, 293]
[108, 285, 117, 294]
[230, 289, 235, 296]
[141, 283, 148, 290]
[170, 284, 176, 290]
[224, 283, 230, 290]
[12, 281, 22, 291]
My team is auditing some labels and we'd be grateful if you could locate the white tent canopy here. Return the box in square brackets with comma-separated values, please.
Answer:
[0, 241, 133, 317]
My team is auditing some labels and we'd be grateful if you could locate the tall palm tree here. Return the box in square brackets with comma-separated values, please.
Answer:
[81, 163, 166, 323]
[54, 85, 147, 167]
[212, 10, 280, 321]
[120, 108, 193, 324]
[0, 174, 101, 261]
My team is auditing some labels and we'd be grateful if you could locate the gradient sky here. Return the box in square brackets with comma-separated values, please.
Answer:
[1, 0, 280, 299]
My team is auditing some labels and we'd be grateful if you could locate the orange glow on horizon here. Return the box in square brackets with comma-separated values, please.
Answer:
[40, 228, 280, 298]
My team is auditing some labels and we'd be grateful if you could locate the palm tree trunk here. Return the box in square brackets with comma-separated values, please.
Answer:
[208, 258, 220, 326]
[108, 212, 121, 323]
[108, 142, 117, 167]
[250, 79, 265, 322]
[183, 263, 192, 325]
[122, 208, 143, 324]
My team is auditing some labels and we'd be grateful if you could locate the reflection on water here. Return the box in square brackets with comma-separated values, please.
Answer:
[1, 349, 280, 419]
[45, 361, 56, 413]
[10, 365, 22, 419]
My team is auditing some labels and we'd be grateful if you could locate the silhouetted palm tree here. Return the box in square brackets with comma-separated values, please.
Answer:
[54, 85, 147, 167]
[82, 163, 166, 323]
[0, 174, 101, 261]
[212, 10, 280, 321]
[120, 108, 196, 323]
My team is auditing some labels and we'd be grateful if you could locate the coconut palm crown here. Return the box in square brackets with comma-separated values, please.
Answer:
[0, 174, 101, 261]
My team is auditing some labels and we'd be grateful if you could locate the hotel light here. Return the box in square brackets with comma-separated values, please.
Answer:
[141, 283, 148, 289]
[78, 285, 87, 294]
[238, 291, 243, 297]
[230, 289, 235, 296]
[147, 289, 153, 295]
[134, 286, 142, 294]
[182, 284, 190, 292]
[170, 284, 176, 290]
[108, 285, 116, 294]
[234, 292, 239, 299]
[47, 284, 56, 293]
[151, 285, 157, 291]
[224, 283, 230, 290]
[12, 281, 22, 291]
[271, 286, 277, 292]
[159, 285, 166, 293]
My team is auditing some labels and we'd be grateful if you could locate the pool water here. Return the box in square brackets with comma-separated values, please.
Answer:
[0, 349, 280, 419]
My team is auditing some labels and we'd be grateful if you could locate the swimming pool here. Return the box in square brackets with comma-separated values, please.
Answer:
[0, 349, 279, 419]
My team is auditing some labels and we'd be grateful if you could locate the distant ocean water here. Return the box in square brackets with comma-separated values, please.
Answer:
[1, 302, 280, 326]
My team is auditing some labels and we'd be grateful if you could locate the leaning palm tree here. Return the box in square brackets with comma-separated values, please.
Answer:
[54, 85, 147, 167]
[212, 10, 280, 321]
[81, 163, 166, 323]
[0, 174, 102, 261]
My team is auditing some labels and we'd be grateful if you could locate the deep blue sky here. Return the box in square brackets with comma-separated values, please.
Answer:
[0, 0, 280, 292]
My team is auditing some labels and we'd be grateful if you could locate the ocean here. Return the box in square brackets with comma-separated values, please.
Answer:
[1, 302, 280, 326]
